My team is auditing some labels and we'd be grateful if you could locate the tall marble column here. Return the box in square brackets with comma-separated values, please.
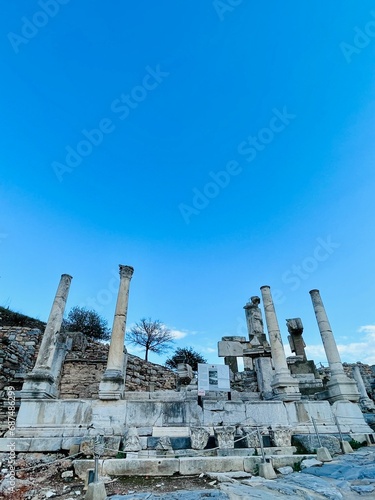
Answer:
[352, 365, 375, 411]
[309, 289, 359, 402]
[260, 286, 301, 401]
[21, 274, 72, 399]
[99, 264, 134, 400]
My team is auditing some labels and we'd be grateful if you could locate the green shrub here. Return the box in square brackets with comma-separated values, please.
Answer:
[348, 439, 366, 450]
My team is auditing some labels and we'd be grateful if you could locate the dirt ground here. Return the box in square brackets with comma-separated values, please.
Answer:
[0, 453, 217, 499]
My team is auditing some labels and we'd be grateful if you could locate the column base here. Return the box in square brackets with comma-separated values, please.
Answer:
[326, 376, 359, 403]
[20, 370, 57, 399]
[98, 369, 124, 400]
[271, 371, 301, 401]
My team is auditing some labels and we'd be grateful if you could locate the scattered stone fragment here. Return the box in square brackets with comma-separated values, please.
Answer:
[61, 470, 74, 478]
[276, 466, 293, 475]
[300, 458, 323, 469]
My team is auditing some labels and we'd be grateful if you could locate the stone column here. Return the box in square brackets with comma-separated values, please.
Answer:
[99, 264, 134, 400]
[309, 289, 359, 402]
[21, 274, 72, 399]
[260, 286, 300, 401]
[352, 365, 375, 411]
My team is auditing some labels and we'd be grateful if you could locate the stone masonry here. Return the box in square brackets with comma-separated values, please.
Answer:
[0, 326, 43, 393]
[0, 327, 176, 402]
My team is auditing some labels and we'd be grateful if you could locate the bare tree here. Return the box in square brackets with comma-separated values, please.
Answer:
[126, 318, 174, 361]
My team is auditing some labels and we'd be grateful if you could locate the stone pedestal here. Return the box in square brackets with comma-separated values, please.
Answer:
[309, 290, 359, 403]
[21, 274, 72, 399]
[99, 265, 134, 400]
[260, 286, 301, 401]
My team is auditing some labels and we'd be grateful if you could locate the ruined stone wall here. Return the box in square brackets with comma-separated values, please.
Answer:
[0, 328, 177, 399]
[0, 326, 43, 392]
[59, 337, 177, 398]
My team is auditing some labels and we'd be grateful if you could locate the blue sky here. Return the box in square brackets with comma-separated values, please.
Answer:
[1, 1, 375, 366]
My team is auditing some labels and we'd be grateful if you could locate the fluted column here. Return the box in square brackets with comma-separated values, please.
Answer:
[309, 289, 359, 402]
[21, 274, 72, 399]
[260, 286, 300, 401]
[99, 264, 134, 400]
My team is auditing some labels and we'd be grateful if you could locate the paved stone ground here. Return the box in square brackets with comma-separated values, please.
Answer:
[108, 446, 375, 499]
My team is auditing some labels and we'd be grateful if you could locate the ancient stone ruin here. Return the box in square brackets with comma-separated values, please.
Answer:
[1, 265, 375, 483]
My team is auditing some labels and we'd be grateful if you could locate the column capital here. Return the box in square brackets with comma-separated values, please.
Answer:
[61, 274, 73, 281]
[119, 265, 134, 280]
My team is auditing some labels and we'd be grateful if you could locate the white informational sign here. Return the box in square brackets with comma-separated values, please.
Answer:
[198, 364, 230, 392]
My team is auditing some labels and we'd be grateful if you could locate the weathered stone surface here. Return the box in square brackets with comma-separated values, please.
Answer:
[16, 399, 92, 428]
[276, 466, 293, 475]
[244, 401, 289, 427]
[332, 400, 374, 434]
[292, 434, 341, 455]
[123, 427, 141, 452]
[61, 470, 74, 478]
[147, 437, 190, 450]
[103, 458, 179, 476]
[179, 457, 245, 475]
[214, 426, 235, 449]
[153, 427, 190, 437]
[218, 341, 249, 357]
[217, 448, 255, 457]
[238, 427, 260, 448]
[190, 427, 210, 450]
[268, 426, 292, 447]
[300, 458, 323, 469]
[254, 357, 273, 399]
[155, 436, 172, 451]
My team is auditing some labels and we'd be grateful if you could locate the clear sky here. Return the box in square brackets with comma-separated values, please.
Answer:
[1, 1, 375, 366]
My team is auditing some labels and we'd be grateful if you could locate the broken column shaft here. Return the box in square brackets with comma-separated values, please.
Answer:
[260, 286, 300, 401]
[21, 273, 72, 399]
[352, 365, 375, 411]
[99, 264, 134, 400]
